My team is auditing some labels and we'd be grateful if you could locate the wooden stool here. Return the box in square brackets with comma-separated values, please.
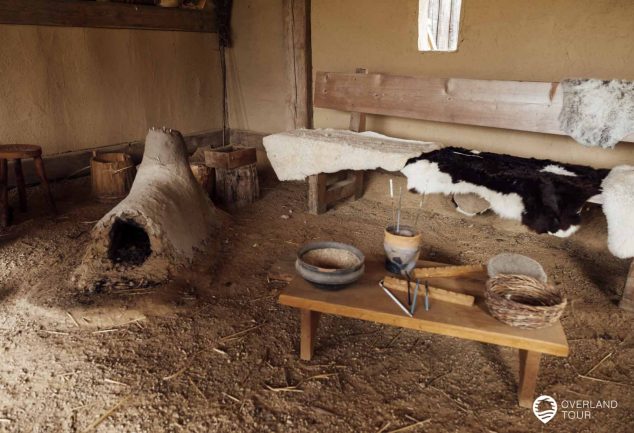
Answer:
[0, 144, 56, 227]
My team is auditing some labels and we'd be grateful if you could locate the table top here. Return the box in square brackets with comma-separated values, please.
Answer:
[277, 258, 569, 357]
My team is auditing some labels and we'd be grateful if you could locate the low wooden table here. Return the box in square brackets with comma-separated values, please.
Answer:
[276, 258, 569, 408]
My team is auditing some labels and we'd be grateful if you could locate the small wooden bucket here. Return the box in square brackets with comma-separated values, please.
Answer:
[91, 152, 136, 202]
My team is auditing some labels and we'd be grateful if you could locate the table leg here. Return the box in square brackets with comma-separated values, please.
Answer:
[518, 350, 541, 408]
[300, 309, 321, 361]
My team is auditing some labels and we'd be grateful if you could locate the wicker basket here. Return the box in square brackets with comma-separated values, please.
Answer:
[485, 274, 567, 329]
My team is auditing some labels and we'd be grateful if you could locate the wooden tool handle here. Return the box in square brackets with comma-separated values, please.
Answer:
[412, 264, 486, 279]
[383, 276, 475, 307]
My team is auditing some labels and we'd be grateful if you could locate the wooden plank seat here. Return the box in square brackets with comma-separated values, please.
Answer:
[275, 258, 569, 408]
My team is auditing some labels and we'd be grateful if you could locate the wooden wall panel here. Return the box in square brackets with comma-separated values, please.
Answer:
[314, 72, 634, 143]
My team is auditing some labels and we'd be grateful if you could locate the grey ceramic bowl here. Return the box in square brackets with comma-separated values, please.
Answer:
[487, 253, 547, 283]
[295, 241, 365, 290]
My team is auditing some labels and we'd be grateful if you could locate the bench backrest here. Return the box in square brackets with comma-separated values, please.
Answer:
[313, 71, 634, 144]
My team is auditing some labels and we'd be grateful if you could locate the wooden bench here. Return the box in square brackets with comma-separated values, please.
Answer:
[275, 257, 569, 408]
[308, 70, 634, 311]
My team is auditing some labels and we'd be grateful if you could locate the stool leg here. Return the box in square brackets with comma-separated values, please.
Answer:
[33, 156, 56, 214]
[0, 159, 8, 228]
[13, 159, 27, 212]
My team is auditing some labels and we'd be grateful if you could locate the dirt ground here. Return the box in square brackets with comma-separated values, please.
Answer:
[0, 171, 632, 433]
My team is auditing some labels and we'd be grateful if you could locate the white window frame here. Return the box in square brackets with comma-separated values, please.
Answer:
[418, 0, 462, 52]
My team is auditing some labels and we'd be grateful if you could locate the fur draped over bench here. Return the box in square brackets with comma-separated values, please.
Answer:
[402, 147, 609, 237]
[264, 128, 634, 259]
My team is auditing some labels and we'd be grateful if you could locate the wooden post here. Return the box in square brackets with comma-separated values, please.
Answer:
[284, 0, 312, 130]
[300, 309, 320, 361]
[619, 260, 634, 312]
[518, 350, 541, 408]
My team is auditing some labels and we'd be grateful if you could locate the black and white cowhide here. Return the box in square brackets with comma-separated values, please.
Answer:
[401, 147, 609, 237]
[559, 78, 634, 149]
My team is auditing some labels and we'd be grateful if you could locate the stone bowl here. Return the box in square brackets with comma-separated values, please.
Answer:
[295, 242, 365, 290]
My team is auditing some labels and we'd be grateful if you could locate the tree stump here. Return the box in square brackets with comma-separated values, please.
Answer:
[190, 162, 215, 198]
[91, 152, 136, 202]
[205, 145, 259, 209]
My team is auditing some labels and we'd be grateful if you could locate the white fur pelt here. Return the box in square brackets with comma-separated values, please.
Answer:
[400, 160, 580, 237]
[601, 165, 634, 258]
[559, 78, 634, 149]
[401, 160, 525, 221]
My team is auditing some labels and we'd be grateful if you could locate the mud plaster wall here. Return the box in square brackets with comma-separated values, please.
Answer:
[226, 0, 294, 134]
[0, 25, 222, 155]
[312, 0, 634, 168]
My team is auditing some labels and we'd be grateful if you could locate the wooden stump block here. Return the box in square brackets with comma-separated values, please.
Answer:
[91, 152, 136, 202]
[205, 145, 259, 209]
[190, 162, 215, 198]
[215, 163, 260, 209]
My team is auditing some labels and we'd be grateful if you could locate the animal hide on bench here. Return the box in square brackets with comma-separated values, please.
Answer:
[601, 165, 634, 259]
[559, 78, 634, 149]
[401, 147, 609, 237]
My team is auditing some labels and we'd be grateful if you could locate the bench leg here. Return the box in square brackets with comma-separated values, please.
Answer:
[518, 350, 541, 408]
[619, 260, 634, 312]
[300, 309, 320, 361]
[351, 170, 364, 199]
[308, 174, 327, 214]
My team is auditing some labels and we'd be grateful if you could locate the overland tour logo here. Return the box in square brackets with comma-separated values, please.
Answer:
[532, 395, 618, 423]
[533, 395, 558, 424]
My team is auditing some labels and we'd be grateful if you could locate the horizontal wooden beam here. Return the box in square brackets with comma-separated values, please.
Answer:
[314, 72, 634, 143]
[0, 0, 217, 33]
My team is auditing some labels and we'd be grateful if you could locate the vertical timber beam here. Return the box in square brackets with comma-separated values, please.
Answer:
[620, 260, 634, 312]
[284, 0, 321, 214]
[284, 0, 312, 130]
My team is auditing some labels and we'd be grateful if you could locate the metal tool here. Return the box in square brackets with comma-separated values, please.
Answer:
[379, 280, 413, 318]
[410, 279, 419, 315]
[413, 195, 425, 229]
[389, 178, 395, 227]
[424, 280, 430, 311]
[396, 186, 403, 233]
